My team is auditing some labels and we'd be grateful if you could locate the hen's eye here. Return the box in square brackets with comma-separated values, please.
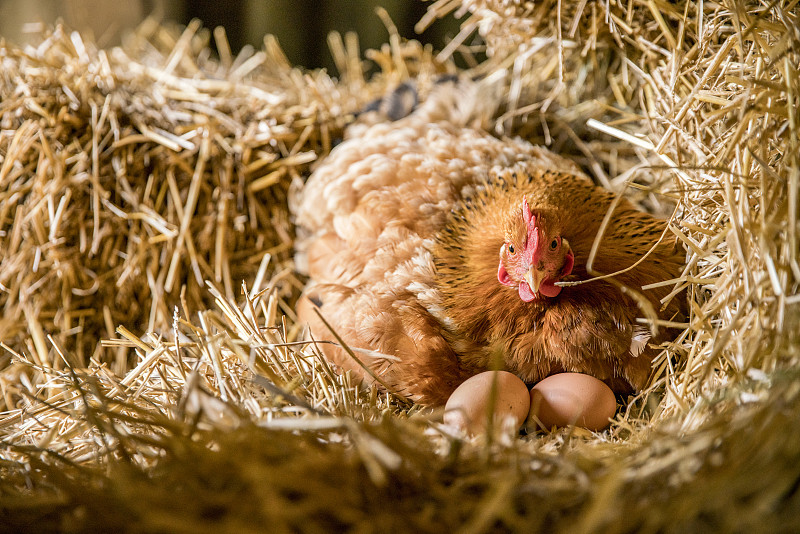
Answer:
[550, 238, 559, 250]
[508, 244, 515, 254]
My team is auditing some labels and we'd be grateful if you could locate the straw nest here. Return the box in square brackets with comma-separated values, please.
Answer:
[2, 2, 799, 532]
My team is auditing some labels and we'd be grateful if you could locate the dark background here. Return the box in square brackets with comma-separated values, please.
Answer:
[0, 0, 461, 73]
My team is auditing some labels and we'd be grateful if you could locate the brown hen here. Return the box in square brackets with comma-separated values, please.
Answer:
[293, 83, 684, 406]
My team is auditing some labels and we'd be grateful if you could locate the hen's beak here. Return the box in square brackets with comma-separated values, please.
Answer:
[523, 268, 544, 294]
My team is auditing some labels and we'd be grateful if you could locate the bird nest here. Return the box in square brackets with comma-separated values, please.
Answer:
[1, 2, 799, 532]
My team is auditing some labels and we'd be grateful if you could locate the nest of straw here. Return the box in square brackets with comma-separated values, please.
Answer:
[2, 2, 799, 532]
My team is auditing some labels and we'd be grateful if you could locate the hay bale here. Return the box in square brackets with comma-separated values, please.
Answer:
[0, 20, 418, 375]
[1, 1, 799, 532]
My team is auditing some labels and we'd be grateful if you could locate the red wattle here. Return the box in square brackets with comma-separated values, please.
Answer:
[519, 277, 563, 300]
[518, 282, 536, 302]
[538, 280, 562, 298]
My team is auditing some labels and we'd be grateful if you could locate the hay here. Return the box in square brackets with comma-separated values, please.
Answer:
[1, 1, 800, 532]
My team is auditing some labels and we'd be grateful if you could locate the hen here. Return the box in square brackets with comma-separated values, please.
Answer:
[293, 82, 684, 406]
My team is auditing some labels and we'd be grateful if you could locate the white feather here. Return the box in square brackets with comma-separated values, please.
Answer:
[630, 326, 651, 357]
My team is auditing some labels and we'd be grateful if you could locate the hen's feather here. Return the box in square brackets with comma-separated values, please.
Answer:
[294, 83, 684, 405]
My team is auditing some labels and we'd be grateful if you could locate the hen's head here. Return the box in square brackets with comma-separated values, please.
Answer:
[497, 197, 574, 301]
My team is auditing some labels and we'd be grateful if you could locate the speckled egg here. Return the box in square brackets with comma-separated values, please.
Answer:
[527, 373, 617, 431]
[444, 371, 530, 435]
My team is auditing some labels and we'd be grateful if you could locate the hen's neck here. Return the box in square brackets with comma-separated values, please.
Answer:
[433, 184, 548, 347]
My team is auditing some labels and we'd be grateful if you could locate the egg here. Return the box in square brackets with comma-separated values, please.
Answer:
[527, 373, 617, 431]
[444, 371, 530, 435]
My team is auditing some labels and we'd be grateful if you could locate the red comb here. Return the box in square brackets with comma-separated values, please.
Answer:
[522, 196, 536, 230]
[522, 196, 539, 258]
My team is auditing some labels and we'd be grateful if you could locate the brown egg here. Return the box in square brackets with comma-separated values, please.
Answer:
[527, 373, 617, 431]
[444, 371, 530, 435]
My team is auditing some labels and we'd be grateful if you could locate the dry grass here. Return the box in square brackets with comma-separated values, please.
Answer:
[1, 1, 799, 532]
